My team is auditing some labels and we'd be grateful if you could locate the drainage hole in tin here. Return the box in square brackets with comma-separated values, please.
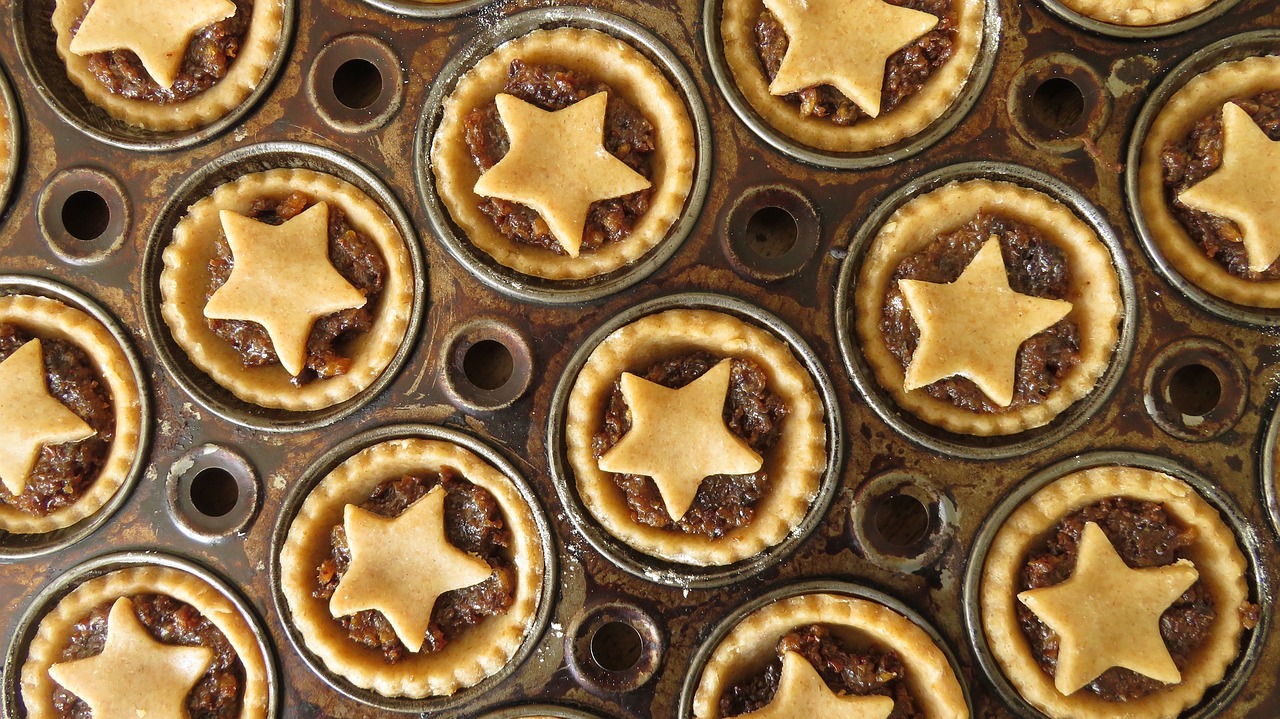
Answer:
[463, 339, 514, 391]
[1167, 363, 1221, 418]
[333, 58, 382, 110]
[591, 621, 643, 672]
[745, 206, 799, 259]
[1030, 77, 1085, 133]
[61, 191, 111, 241]
[873, 492, 931, 548]
[189, 467, 239, 518]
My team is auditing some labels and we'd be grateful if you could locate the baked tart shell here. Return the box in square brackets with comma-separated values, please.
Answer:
[1056, 0, 1216, 26]
[431, 27, 696, 281]
[278, 438, 545, 698]
[20, 565, 271, 719]
[160, 168, 414, 412]
[855, 179, 1122, 436]
[980, 466, 1250, 719]
[565, 308, 826, 566]
[0, 294, 143, 534]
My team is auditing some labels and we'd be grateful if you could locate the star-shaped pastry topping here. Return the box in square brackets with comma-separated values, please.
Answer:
[330, 486, 494, 653]
[204, 203, 367, 377]
[898, 237, 1073, 407]
[764, 0, 938, 117]
[49, 597, 213, 719]
[1178, 102, 1280, 273]
[598, 360, 763, 522]
[68, 0, 237, 89]
[472, 92, 652, 257]
[0, 340, 96, 497]
[738, 651, 895, 719]
[1018, 521, 1199, 696]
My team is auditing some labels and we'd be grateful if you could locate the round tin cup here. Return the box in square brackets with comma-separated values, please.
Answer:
[414, 7, 713, 306]
[546, 292, 844, 590]
[356, 0, 493, 19]
[1035, 0, 1243, 41]
[960, 451, 1271, 719]
[139, 141, 426, 433]
[12, 0, 296, 152]
[0, 62, 21, 220]
[1, 550, 279, 719]
[0, 274, 152, 562]
[1125, 31, 1280, 327]
[477, 705, 608, 719]
[701, 0, 1000, 170]
[1256, 395, 1280, 542]
[675, 580, 974, 719]
[268, 423, 559, 714]
[833, 161, 1138, 460]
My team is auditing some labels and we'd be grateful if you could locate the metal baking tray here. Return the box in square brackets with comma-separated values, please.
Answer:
[0, 0, 1278, 716]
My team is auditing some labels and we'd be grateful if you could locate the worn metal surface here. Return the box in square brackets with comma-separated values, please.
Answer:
[0, 0, 1277, 717]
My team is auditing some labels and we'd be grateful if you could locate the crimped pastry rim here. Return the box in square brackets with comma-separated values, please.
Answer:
[20, 566, 270, 719]
[431, 27, 696, 281]
[0, 295, 143, 534]
[719, 0, 985, 153]
[159, 168, 413, 411]
[1137, 55, 1280, 308]
[278, 438, 545, 698]
[979, 466, 1250, 719]
[564, 308, 826, 566]
[1055, 0, 1216, 26]
[691, 593, 969, 719]
[854, 179, 1122, 436]
[50, 0, 285, 131]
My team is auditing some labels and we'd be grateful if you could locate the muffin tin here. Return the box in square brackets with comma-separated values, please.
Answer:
[1, 0, 1279, 718]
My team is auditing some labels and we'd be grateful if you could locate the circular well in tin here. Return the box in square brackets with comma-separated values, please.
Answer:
[37, 168, 130, 264]
[139, 141, 426, 433]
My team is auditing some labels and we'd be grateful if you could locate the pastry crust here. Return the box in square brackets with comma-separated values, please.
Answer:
[692, 593, 968, 719]
[432, 27, 696, 280]
[565, 309, 826, 566]
[855, 179, 1121, 436]
[21, 566, 270, 719]
[50, 0, 285, 131]
[720, 0, 984, 153]
[0, 295, 142, 534]
[980, 466, 1250, 719]
[160, 168, 413, 412]
[1056, 0, 1215, 26]
[1138, 56, 1280, 308]
[279, 438, 545, 698]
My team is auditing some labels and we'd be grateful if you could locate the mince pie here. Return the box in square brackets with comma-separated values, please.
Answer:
[720, 0, 985, 152]
[1054, 0, 1216, 27]
[980, 466, 1254, 719]
[21, 565, 270, 719]
[51, 0, 286, 131]
[432, 27, 696, 280]
[855, 179, 1122, 436]
[0, 294, 142, 535]
[278, 437, 545, 698]
[565, 308, 826, 566]
[1137, 55, 1280, 308]
[160, 168, 414, 411]
[692, 593, 968, 718]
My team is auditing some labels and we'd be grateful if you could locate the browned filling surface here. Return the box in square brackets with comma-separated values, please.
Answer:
[753, 0, 956, 126]
[72, 0, 253, 104]
[313, 471, 516, 663]
[0, 323, 113, 517]
[1161, 90, 1280, 280]
[1017, 498, 1215, 702]
[52, 594, 244, 719]
[719, 624, 923, 718]
[206, 191, 387, 386]
[880, 212, 1081, 414]
[463, 60, 656, 255]
[591, 351, 788, 538]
